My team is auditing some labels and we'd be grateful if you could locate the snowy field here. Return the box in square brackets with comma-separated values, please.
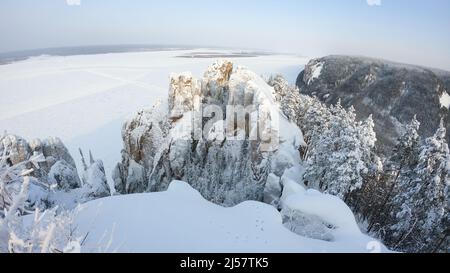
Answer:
[0, 49, 308, 186]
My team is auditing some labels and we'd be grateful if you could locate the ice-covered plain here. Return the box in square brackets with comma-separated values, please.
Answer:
[0, 49, 308, 189]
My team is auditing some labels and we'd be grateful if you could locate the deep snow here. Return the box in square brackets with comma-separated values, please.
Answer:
[75, 181, 388, 253]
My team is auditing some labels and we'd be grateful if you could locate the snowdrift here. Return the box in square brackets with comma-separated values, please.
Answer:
[75, 181, 388, 253]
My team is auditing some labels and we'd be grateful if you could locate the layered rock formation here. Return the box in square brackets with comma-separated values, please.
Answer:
[0, 134, 111, 210]
[296, 55, 450, 153]
[113, 60, 305, 206]
[0, 134, 80, 190]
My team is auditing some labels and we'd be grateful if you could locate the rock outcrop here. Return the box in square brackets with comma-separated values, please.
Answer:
[1, 134, 111, 211]
[0, 134, 80, 190]
[296, 55, 450, 153]
[113, 60, 305, 206]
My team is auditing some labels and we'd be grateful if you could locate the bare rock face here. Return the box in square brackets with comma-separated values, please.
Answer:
[113, 101, 171, 194]
[0, 134, 81, 190]
[113, 60, 304, 206]
[169, 73, 202, 120]
[202, 60, 233, 107]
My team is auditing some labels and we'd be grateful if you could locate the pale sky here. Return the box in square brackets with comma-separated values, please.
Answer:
[0, 0, 449, 70]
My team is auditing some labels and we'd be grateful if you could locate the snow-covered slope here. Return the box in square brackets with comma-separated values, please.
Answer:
[76, 180, 388, 253]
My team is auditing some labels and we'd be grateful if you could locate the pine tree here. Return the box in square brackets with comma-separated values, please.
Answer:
[266, 75, 332, 160]
[303, 101, 377, 200]
[391, 120, 450, 252]
[390, 116, 421, 172]
[267, 75, 302, 123]
[367, 117, 421, 234]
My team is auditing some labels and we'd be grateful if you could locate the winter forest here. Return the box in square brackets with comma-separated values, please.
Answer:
[1, 0, 450, 255]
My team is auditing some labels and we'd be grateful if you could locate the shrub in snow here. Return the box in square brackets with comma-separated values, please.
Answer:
[0, 148, 81, 253]
[0, 142, 46, 215]
[2, 204, 82, 253]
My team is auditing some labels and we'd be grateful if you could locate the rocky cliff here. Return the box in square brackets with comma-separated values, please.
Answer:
[113, 60, 305, 206]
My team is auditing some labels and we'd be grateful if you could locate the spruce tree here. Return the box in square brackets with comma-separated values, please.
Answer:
[391, 120, 450, 252]
[368, 117, 421, 233]
[303, 101, 377, 200]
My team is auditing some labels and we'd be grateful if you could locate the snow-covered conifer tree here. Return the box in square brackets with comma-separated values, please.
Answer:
[303, 101, 377, 200]
[391, 120, 450, 252]
[367, 117, 421, 234]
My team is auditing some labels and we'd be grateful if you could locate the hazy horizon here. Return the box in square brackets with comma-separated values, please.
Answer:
[1, 0, 449, 70]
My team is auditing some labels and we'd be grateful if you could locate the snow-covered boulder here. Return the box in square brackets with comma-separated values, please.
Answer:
[279, 175, 376, 245]
[0, 134, 80, 189]
[48, 160, 80, 191]
[113, 60, 305, 206]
